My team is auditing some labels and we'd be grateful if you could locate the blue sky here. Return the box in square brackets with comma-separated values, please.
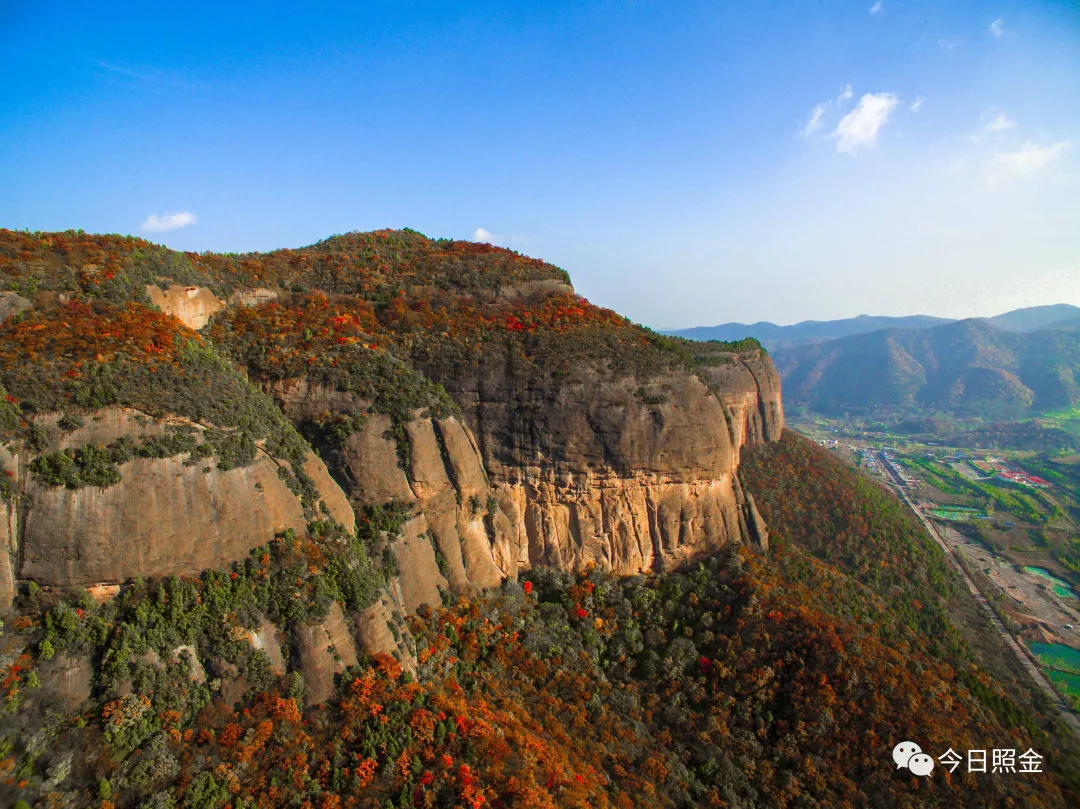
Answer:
[2, 1, 1078, 328]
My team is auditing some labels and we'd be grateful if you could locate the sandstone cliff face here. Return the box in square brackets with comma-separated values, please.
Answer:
[291, 593, 418, 705]
[404, 418, 504, 591]
[294, 602, 359, 706]
[248, 618, 286, 675]
[36, 407, 186, 451]
[353, 595, 417, 676]
[147, 283, 282, 330]
[303, 452, 356, 533]
[701, 353, 785, 445]
[1, 445, 20, 612]
[266, 349, 784, 588]
[4, 353, 782, 613]
[146, 284, 223, 330]
[269, 380, 509, 611]
[21, 453, 306, 586]
[0, 501, 16, 613]
[9, 407, 353, 590]
[426, 356, 783, 576]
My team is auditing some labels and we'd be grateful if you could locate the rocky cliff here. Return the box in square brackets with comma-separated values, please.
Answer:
[266, 379, 510, 611]
[262, 341, 782, 594]
[0, 227, 782, 650]
[6, 406, 350, 591]
[438, 350, 782, 574]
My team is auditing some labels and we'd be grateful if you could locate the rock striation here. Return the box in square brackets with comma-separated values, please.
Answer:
[263, 347, 784, 595]
[268, 380, 508, 611]
[294, 602, 359, 706]
[420, 354, 784, 577]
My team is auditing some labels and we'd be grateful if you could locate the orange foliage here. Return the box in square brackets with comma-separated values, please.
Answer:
[0, 301, 194, 375]
[207, 293, 384, 378]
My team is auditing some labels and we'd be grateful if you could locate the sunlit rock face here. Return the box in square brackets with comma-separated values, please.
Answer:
[421, 352, 783, 578]
[7, 407, 350, 596]
[146, 284, 224, 330]
[268, 345, 784, 601]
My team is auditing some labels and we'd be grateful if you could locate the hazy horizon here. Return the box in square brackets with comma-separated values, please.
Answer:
[658, 303, 1080, 332]
[3, 1, 1078, 327]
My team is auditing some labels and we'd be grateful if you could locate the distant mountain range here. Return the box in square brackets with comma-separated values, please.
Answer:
[773, 317, 1080, 419]
[668, 304, 1080, 351]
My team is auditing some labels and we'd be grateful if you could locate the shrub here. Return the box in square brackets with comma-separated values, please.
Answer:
[29, 446, 123, 489]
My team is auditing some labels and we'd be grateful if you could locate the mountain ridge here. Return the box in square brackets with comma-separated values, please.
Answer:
[668, 303, 1080, 351]
[773, 315, 1080, 418]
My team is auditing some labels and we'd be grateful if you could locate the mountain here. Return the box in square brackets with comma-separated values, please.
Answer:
[669, 304, 1080, 351]
[1050, 316, 1080, 332]
[666, 313, 951, 350]
[0, 228, 782, 612]
[774, 317, 1080, 418]
[0, 229, 1076, 808]
[985, 303, 1080, 333]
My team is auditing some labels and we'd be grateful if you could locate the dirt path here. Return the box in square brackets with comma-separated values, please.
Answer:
[895, 487, 1080, 737]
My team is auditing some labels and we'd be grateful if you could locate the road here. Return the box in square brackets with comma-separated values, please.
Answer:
[893, 485, 1080, 737]
[877, 450, 909, 489]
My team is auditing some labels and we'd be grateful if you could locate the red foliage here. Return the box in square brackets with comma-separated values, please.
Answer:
[0, 301, 194, 375]
[207, 293, 383, 378]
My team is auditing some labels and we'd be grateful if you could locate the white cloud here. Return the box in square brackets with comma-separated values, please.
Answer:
[991, 141, 1070, 175]
[802, 103, 827, 137]
[983, 112, 1014, 132]
[833, 93, 900, 152]
[799, 84, 855, 139]
[938, 37, 961, 50]
[909, 97, 926, 113]
[472, 227, 530, 248]
[140, 211, 197, 233]
[869, 1, 883, 14]
[990, 18, 1004, 37]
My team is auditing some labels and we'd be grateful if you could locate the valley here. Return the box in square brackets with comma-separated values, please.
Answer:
[791, 412, 1080, 718]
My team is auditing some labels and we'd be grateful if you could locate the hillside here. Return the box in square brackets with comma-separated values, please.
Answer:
[1, 432, 1075, 808]
[0, 229, 1077, 807]
[667, 304, 1080, 351]
[774, 317, 1080, 419]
